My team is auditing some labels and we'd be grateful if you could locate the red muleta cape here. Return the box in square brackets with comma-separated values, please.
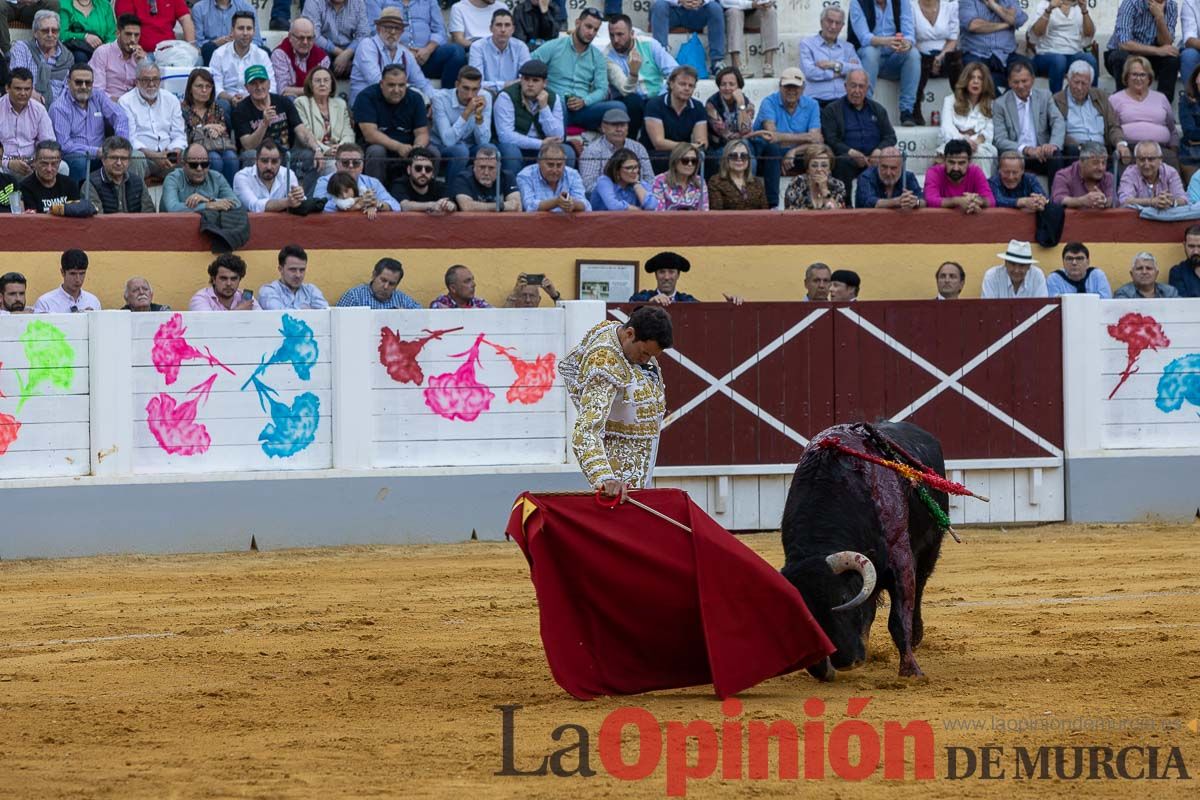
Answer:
[506, 488, 835, 700]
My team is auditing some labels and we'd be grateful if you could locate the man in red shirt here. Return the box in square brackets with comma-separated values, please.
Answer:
[114, 0, 197, 54]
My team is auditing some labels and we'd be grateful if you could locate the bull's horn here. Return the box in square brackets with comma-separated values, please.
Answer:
[827, 551, 877, 612]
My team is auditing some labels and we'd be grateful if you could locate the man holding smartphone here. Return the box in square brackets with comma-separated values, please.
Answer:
[189, 253, 263, 311]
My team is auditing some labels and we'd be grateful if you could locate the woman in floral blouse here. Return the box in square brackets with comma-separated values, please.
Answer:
[784, 144, 846, 210]
[650, 142, 709, 211]
[708, 140, 769, 210]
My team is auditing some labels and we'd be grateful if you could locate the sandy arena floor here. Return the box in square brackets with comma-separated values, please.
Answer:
[1, 523, 1199, 799]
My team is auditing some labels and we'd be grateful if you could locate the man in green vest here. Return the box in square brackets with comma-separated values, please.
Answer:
[494, 58, 575, 177]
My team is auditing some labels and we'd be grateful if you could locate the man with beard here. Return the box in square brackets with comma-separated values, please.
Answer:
[391, 146, 455, 213]
[579, 107, 652, 193]
[89, 14, 145, 102]
[118, 62, 187, 181]
[1115, 252, 1179, 299]
[19, 141, 91, 215]
[803, 262, 831, 301]
[1168, 224, 1200, 297]
[189, 253, 262, 311]
[33, 249, 101, 312]
[935, 261, 966, 300]
[531, 8, 624, 131]
[451, 145, 520, 211]
[605, 13, 676, 138]
[368, 0, 467, 87]
[232, 138, 306, 212]
[469, 8, 530, 94]
[923, 138, 994, 213]
[350, 8, 432, 105]
[0, 273, 32, 314]
[431, 265, 492, 308]
[1046, 241, 1112, 297]
[49, 64, 131, 185]
[82, 135, 154, 213]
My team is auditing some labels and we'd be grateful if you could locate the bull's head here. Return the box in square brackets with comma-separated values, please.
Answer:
[782, 551, 878, 680]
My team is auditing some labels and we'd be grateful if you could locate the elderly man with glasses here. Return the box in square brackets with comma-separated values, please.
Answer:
[118, 61, 188, 180]
[1118, 140, 1187, 208]
[8, 10, 75, 106]
[160, 141, 241, 212]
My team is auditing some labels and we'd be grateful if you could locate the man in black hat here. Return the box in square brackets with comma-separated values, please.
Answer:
[629, 251, 743, 305]
[828, 269, 860, 301]
[494, 58, 573, 177]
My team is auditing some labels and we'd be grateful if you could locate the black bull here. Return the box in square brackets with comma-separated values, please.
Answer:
[781, 421, 948, 680]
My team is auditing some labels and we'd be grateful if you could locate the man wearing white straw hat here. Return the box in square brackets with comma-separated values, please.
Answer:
[981, 239, 1048, 298]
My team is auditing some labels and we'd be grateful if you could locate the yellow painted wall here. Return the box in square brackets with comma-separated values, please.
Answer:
[13, 242, 1186, 311]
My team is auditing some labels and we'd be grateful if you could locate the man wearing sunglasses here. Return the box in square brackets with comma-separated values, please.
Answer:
[160, 141, 241, 212]
[49, 64, 131, 185]
[530, 7, 626, 132]
[391, 146, 456, 212]
[313, 141, 399, 211]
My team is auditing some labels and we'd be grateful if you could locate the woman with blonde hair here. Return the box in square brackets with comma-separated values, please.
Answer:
[1110, 55, 1179, 168]
[649, 142, 709, 211]
[938, 61, 998, 175]
[294, 66, 353, 177]
[784, 144, 846, 210]
[708, 139, 768, 209]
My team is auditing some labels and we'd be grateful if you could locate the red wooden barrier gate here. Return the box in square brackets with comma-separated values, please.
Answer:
[610, 300, 1064, 467]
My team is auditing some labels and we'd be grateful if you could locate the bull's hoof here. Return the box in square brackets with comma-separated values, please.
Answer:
[898, 665, 925, 679]
[807, 658, 836, 682]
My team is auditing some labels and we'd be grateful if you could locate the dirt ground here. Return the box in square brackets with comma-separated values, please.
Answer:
[2, 523, 1199, 799]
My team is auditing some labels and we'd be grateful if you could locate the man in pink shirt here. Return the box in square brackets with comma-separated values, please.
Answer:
[90, 14, 147, 101]
[0, 68, 55, 178]
[923, 138, 994, 213]
[188, 253, 263, 311]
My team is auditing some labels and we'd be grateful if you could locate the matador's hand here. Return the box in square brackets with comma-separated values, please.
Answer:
[601, 479, 629, 503]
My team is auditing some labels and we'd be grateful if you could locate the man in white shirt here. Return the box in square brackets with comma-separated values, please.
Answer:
[980, 239, 1049, 298]
[119, 62, 187, 180]
[449, 0, 499, 49]
[258, 244, 330, 310]
[33, 249, 101, 313]
[233, 138, 305, 212]
[210, 12, 276, 104]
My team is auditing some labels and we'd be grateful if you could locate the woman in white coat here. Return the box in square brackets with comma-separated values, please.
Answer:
[938, 61, 998, 176]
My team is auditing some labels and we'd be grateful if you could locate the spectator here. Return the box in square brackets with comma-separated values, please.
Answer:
[650, 141, 708, 210]
[313, 141, 399, 210]
[494, 59, 570, 176]
[192, 0, 263, 66]
[1046, 241, 1112, 297]
[89, 14, 144, 102]
[935, 261, 966, 299]
[707, 139, 767, 209]
[784, 142, 846, 209]
[755, 67, 822, 178]
[1105, 0, 1180, 101]
[629, 251, 698, 303]
[517, 139, 588, 212]
[723, 0, 777, 78]
[512, 0, 565, 50]
[800, 5, 862, 105]
[1028, 0, 1096, 94]
[210, 12, 273, 103]
[803, 262, 831, 301]
[336, 257, 420, 308]
[828, 269, 860, 301]
[580, 106, 652, 194]
[50, 63, 129, 184]
[119, 61, 186, 181]
[924, 137, 994, 212]
[301, 0, 371, 79]
[181, 68, 238, 185]
[20, 140, 90, 214]
[1053, 60, 1131, 166]
[431, 65, 492, 184]
[503, 272, 561, 307]
[190, 253, 261, 311]
[1168, 224, 1200, 296]
[914, 0, 963, 126]
[1109, 55, 1179, 167]
[993, 60, 1064, 182]
[82, 134, 153, 213]
[705, 65, 780, 207]
[590, 146, 657, 211]
[450, 0, 497, 48]
[233, 65, 320, 190]
[391, 145, 455, 212]
[531, 8, 624, 131]
[606, 14, 676, 128]
[820, 68, 895, 187]
[325, 169, 381, 216]
[273, 18, 329, 99]
[848, 0, 920, 126]
[981, 239, 1048, 298]
[939, 61, 997, 176]
[113, 0, 195, 55]
[854, 145, 923, 209]
[470, 8, 530, 95]
[988, 150, 1048, 212]
[258, 244, 329, 310]
[642, 65, 707, 173]
[0, 68, 55, 179]
[349, 8, 432, 105]
[372, 0, 468, 87]
[1180, 61, 1200, 184]
[10, 10, 75, 106]
[33, 249, 100, 311]
[451, 144, 520, 210]
[1, 0, 58, 61]
[1051, 140, 1116, 208]
[160, 141, 241, 212]
[1119, 140, 1187, 208]
[295, 67, 351, 177]
[1114, 251, 1179, 298]
[233, 138, 305, 212]
[649, 0, 726, 76]
[431, 264, 491, 308]
[121, 276, 170, 310]
[0, 272, 31, 313]
[957, 0, 1027, 91]
[59, 0, 117, 65]
[353, 63, 432, 185]
[0, 140, 20, 210]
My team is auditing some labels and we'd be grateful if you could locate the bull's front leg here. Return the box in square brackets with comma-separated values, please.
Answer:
[886, 553, 923, 677]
